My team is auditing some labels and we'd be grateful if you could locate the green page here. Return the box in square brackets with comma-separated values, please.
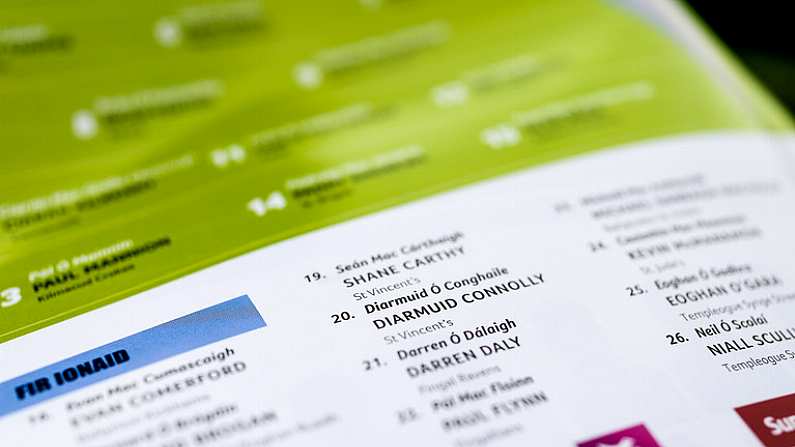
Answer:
[0, 0, 790, 342]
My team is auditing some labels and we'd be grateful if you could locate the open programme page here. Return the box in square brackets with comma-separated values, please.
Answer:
[1, 1, 795, 446]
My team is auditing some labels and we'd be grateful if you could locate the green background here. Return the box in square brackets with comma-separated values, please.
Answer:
[0, 0, 791, 342]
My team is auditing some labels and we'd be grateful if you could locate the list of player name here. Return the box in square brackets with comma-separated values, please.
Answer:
[574, 171, 795, 373]
[298, 176, 795, 439]
[649, 261, 795, 367]
[301, 229, 552, 438]
[396, 317, 548, 434]
[612, 210, 795, 368]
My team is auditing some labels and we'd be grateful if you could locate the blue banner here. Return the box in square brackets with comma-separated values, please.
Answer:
[0, 295, 265, 417]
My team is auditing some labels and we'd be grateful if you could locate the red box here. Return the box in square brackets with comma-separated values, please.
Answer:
[736, 392, 795, 447]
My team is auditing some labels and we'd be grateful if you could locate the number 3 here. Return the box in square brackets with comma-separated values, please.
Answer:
[1, 287, 22, 308]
